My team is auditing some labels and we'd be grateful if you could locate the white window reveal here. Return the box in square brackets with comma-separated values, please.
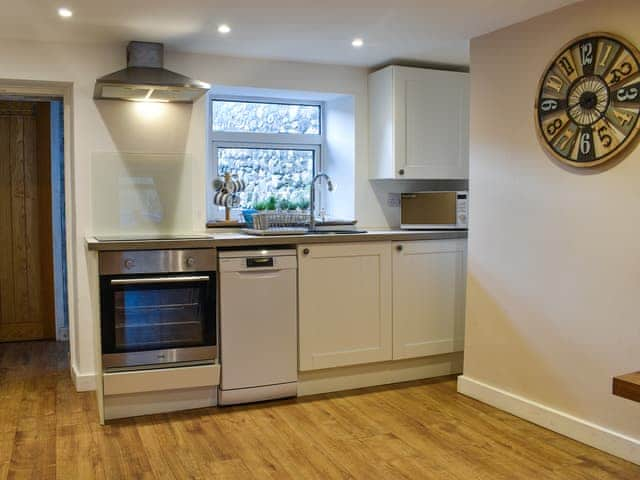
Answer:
[209, 97, 323, 221]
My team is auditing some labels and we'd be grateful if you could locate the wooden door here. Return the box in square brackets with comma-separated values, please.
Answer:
[392, 239, 466, 360]
[394, 66, 470, 179]
[297, 242, 392, 371]
[0, 101, 55, 341]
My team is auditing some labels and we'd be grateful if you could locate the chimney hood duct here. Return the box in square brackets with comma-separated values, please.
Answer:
[94, 41, 210, 103]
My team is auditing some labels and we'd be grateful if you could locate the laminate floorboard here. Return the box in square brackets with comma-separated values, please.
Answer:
[1, 341, 638, 479]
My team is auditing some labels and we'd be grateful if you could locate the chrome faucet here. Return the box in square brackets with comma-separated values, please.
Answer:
[309, 173, 334, 231]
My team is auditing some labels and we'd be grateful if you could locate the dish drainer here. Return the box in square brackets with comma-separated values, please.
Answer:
[242, 211, 311, 236]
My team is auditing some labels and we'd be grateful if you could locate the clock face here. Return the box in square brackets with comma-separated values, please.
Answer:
[535, 33, 640, 167]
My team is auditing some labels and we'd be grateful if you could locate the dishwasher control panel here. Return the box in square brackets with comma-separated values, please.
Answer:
[246, 257, 275, 268]
[218, 249, 297, 273]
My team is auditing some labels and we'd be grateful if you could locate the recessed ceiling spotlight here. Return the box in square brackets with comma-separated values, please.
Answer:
[351, 38, 364, 48]
[218, 24, 231, 34]
[58, 7, 73, 18]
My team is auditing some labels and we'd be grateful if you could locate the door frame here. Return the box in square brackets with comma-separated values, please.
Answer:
[0, 80, 76, 362]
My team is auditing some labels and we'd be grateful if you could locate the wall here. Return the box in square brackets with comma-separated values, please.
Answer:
[325, 95, 356, 220]
[0, 39, 393, 384]
[168, 51, 385, 229]
[460, 0, 640, 463]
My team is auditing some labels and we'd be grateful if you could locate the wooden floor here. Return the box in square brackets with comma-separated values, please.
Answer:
[1, 342, 639, 479]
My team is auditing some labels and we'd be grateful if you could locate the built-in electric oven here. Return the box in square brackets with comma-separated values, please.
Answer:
[99, 248, 217, 370]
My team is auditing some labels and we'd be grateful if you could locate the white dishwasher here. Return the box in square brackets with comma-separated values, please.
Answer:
[218, 248, 298, 405]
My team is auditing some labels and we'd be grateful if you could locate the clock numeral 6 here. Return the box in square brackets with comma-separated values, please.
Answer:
[580, 132, 592, 155]
[546, 118, 563, 136]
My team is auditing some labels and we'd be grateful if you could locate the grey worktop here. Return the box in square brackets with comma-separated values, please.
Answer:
[86, 230, 468, 251]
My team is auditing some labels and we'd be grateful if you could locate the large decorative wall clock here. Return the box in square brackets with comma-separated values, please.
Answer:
[535, 33, 640, 167]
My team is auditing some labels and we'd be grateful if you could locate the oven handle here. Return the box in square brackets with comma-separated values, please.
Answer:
[110, 275, 210, 286]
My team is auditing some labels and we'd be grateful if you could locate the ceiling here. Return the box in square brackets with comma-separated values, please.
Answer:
[1, 0, 580, 67]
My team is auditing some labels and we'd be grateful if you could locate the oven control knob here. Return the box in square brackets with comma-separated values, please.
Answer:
[124, 258, 136, 270]
[186, 256, 196, 267]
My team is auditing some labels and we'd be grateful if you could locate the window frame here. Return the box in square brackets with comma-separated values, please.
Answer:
[207, 93, 325, 222]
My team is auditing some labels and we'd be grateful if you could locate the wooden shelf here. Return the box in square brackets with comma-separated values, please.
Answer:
[613, 372, 640, 402]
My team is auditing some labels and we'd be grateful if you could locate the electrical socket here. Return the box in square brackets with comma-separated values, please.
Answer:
[387, 193, 401, 208]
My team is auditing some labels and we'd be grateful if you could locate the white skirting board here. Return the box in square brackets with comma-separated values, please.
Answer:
[298, 352, 463, 397]
[457, 375, 640, 465]
[71, 364, 96, 392]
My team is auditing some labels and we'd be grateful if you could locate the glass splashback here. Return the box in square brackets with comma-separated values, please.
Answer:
[91, 152, 193, 236]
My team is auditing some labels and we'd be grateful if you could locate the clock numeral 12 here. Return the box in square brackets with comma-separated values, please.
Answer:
[579, 40, 597, 75]
[581, 42, 594, 66]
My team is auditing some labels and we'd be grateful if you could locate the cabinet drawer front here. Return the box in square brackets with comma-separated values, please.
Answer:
[298, 242, 393, 371]
[103, 364, 220, 396]
[392, 239, 467, 360]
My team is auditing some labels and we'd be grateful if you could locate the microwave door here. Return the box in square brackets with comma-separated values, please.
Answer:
[401, 192, 458, 229]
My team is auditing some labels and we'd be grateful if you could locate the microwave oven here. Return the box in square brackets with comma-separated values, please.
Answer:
[400, 191, 468, 230]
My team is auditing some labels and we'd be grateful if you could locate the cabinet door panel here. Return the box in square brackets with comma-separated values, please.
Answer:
[392, 239, 466, 360]
[298, 242, 392, 371]
[394, 67, 469, 179]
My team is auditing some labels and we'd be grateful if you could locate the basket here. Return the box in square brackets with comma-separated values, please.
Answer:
[251, 211, 311, 230]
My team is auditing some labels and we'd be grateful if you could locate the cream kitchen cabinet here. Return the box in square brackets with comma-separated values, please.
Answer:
[297, 242, 392, 371]
[392, 239, 467, 360]
[369, 65, 469, 179]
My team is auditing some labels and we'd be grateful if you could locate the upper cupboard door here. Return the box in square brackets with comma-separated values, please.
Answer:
[394, 67, 470, 179]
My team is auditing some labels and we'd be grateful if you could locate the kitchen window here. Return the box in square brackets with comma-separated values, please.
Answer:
[209, 96, 323, 221]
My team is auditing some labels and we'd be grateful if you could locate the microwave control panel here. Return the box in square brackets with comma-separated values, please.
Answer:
[456, 193, 468, 227]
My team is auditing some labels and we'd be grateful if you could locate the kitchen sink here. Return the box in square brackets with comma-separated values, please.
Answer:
[305, 229, 368, 235]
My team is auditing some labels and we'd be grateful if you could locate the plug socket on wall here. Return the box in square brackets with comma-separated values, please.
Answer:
[387, 193, 401, 208]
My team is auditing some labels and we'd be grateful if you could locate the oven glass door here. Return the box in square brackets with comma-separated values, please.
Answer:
[101, 273, 216, 362]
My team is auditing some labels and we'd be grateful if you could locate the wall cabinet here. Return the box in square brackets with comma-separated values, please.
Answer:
[392, 239, 467, 360]
[369, 66, 469, 179]
[297, 242, 392, 371]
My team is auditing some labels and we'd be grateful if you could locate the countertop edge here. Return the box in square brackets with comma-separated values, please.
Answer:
[86, 230, 468, 251]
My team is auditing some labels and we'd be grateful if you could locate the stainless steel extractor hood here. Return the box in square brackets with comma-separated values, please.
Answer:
[94, 41, 210, 103]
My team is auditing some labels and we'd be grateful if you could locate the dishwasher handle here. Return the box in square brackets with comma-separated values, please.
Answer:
[246, 257, 274, 269]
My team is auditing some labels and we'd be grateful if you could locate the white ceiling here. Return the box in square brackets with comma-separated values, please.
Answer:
[1, 0, 580, 67]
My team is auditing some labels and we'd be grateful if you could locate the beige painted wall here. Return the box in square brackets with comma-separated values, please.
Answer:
[464, 0, 640, 441]
[0, 39, 387, 381]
